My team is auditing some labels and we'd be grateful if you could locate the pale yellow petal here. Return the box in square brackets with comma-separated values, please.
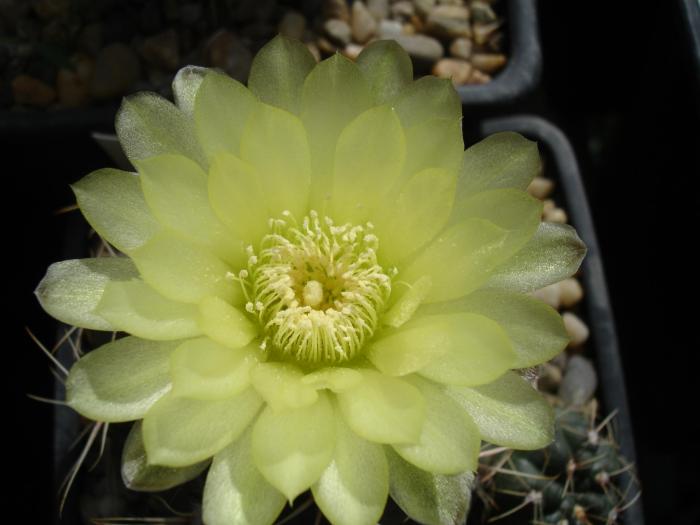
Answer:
[300, 54, 373, 210]
[240, 103, 311, 218]
[170, 337, 256, 400]
[136, 154, 245, 267]
[198, 296, 257, 348]
[143, 388, 262, 467]
[194, 71, 258, 159]
[336, 369, 425, 444]
[250, 362, 318, 411]
[130, 230, 240, 304]
[95, 279, 200, 340]
[331, 105, 405, 223]
[252, 392, 335, 502]
[373, 167, 456, 265]
[208, 152, 269, 245]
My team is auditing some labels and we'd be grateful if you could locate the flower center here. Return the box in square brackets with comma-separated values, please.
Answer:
[240, 211, 392, 364]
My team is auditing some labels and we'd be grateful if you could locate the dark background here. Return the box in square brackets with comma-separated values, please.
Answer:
[6, 1, 699, 524]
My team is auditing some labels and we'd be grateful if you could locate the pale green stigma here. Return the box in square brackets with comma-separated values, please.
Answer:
[241, 211, 392, 364]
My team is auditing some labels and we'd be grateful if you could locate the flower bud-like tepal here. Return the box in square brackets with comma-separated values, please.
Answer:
[36, 36, 586, 525]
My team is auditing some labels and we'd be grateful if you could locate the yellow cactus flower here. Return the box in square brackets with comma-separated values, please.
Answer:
[36, 36, 586, 525]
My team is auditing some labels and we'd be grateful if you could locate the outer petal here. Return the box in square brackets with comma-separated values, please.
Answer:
[336, 369, 425, 444]
[240, 103, 311, 218]
[172, 65, 210, 116]
[194, 71, 258, 159]
[94, 279, 200, 340]
[356, 39, 413, 105]
[392, 377, 479, 475]
[72, 169, 159, 253]
[483, 222, 587, 292]
[143, 388, 262, 467]
[203, 426, 286, 525]
[252, 392, 335, 502]
[312, 413, 389, 525]
[373, 167, 456, 265]
[66, 337, 177, 422]
[250, 362, 318, 411]
[456, 132, 541, 197]
[447, 371, 555, 450]
[136, 154, 244, 266]
[300, 54, 373, 209]
[130, 230, 239, 304]
[418, 290, 569, 368]
[115, 92, 206, 168]
[401, 218, 510, 303]
[393, 76, 461, 128]
[450, 189, 543, 256]
[198, 296, 257, 348]
[247, 35, 316, 114]
[35, 257, 138, 330]
[416, 313, 515, 387]
[331, 105, 405, 223]
[386, 448, 474, 525]
[122, 421, 209, 492]
[170, 337, 256, 400]
[208, 152, 269, 245]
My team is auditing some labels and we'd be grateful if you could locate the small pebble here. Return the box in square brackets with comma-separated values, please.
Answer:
[391, 1, 415, 19]
[559, 278, 584, 308]
[545, 207, 569, 224]
[402, 23, 417, 35]
[278, 10, 306, 40]
[367, 0, 390, 20]
[466, 68, 491, 84]
[11, 74, 56, 107]
[205, 30, 253, 83]
[470, 0, 497, 23]
[559, 355, 598, 406]
[56, 56, 93, 108]
[563, 312, 590, 347]
[343, 43, 364, 61]
[432, 57, 472, 86]
[551, 352, 568, 371]
[471, 52, 507, 73]
[317, 37, 337, 55]
[413, 0, 437, 17]
[89, 43, 140, 100]
[538, 362, 563, 392]
[542, 198, 556, 215]
[532, 282, 561, 309]
[392, 34, 444, 63]
[528, 176, 555, 199]
[324, 18, 352, 46]
[306, 41, 321, 62]
[426, 14, 472, 39]
[140, 29, 180, 71]
[379, 19, 404, 38]
[473, 21, 500, 45]
[430, 4, 470, 21]
[351, 1, 377, 44]
[449, 37, 473, 59]
[323, 0, 351, 22]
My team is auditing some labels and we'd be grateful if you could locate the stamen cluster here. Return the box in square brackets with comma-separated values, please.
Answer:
[241, 211, 393, 363]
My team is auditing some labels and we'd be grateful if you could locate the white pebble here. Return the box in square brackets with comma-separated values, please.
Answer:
[563, 312, 589, 346]
[545, 207, 568, 223]
[528, 176, 555, 199]
[559, 278, 584, 308]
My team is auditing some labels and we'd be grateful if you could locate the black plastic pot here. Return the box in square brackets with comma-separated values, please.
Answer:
[478, 115, 644, 525]
[457, 0, 541, 106]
